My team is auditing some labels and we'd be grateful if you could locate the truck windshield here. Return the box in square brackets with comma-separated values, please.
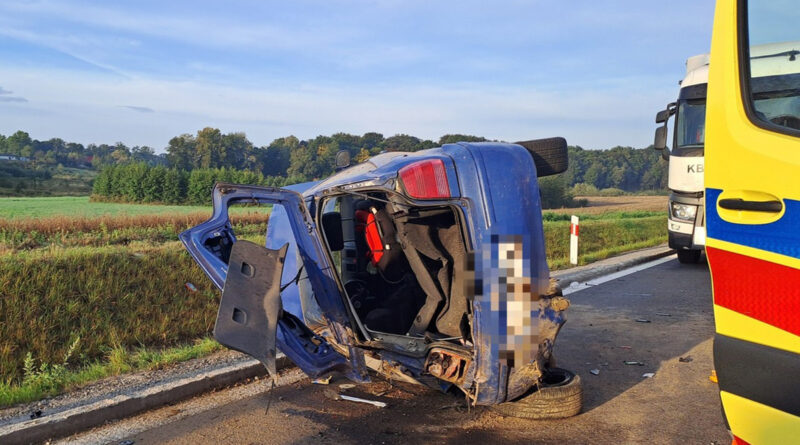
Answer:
[676, 99, 706, 147]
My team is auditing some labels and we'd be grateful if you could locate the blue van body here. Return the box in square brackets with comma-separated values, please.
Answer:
[180, 141, 567, 405]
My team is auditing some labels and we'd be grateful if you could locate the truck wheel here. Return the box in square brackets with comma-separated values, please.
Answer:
[677, 249, 701, 264]
[489, 367, 582, 419]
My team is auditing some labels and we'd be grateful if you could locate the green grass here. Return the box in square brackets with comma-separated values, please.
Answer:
[541, 210, 664, 221]
[0, 243, 222, 384]
[0, 196, 216, 219]
[0, 337, 223, 408]
[0, 215, 269, 251]
[544, 215, 666, 270]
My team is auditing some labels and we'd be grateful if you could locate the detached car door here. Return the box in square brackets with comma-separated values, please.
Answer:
[706, 0, 800, 442]
[180, 183, 368, 381]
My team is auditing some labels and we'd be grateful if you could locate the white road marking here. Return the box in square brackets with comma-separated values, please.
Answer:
[562, 254, 677, 296]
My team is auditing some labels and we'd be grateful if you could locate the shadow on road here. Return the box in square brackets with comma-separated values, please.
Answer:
[133, 258, 727, 444]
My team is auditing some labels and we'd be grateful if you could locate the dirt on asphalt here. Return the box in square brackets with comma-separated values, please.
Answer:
[62, 255, 726, 445]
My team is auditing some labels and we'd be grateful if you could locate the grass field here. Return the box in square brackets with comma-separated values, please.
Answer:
[0, 195, 666, 407]
[0, 196, 214, 219]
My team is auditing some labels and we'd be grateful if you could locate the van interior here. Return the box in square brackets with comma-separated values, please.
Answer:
[320, 193, 471, 343]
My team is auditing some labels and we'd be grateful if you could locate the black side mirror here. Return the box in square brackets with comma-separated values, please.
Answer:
[335, 150, 351, 171]
[655, 102, 677, 123]
[321, 212, 344, 251]
[654, 126, 667, 150]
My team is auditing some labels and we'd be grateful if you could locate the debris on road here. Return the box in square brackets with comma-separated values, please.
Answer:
[312, 376, 332, 385]
[709, 370, 718, 383]
[339, 383, 356, 390]
[323, 388, 387, 408]
[619, 345, 632, 350]
[642, 373, 655, 378]
[340, 395, 387, 408]
[635, 318, 651, 323]
[624, 361, 645, 366]
[590, 369, 600, 375]
[679, 356, 694, 363]
[655, 312, 672, 317]
[29, 410, 42, 419]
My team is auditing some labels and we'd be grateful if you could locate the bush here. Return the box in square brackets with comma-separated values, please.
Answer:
[539, 175, 577, 209]
[598, 187, 625, 197]
[571, 182, 599, 196]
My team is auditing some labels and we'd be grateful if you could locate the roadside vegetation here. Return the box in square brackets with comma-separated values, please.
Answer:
[0, 197, 665, 409]
[543, 211, 666, 269]
[0, 164, 95, 197]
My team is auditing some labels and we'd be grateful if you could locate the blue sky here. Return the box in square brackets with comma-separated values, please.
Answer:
[0, 1, 715, 151]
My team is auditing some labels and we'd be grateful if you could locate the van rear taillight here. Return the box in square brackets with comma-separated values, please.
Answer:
[398, 159, 450, 199]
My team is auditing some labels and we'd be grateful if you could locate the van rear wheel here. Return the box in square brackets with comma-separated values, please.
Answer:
[489, 367, 582, 419]
[677, 249, 701, 264]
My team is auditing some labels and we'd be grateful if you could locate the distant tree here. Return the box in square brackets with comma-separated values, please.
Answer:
[381, 134, 422, 152]
[286, 144, 313, 181]
[166, 134, 196, 170]
[187, 169, 217, 205]
[92, 166, 113, 196]
[142, 165, 167, 202]
[162, 169, 187, 204]
[261, 136, 296, 177]
[438, 134, 487, 145]
[361, 132, 384, 150]
[6, 131, 32, 156]
[355, 148, 371, 163]
[538, 175, 575, 209]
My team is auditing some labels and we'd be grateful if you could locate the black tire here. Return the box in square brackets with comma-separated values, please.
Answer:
[514, 137, 569, 177]
[489, 367, 582, 419]
[677, 249, 701, 264]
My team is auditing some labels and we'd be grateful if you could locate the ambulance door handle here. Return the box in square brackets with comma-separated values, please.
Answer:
[718, 198, 782, 213]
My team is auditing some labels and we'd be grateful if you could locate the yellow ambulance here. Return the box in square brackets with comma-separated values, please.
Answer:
[706, 0, 800, 443]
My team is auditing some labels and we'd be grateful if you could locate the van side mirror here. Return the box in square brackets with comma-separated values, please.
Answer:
[335, 150, 351, 171]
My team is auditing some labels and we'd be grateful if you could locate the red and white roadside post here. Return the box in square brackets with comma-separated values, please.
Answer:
[569, 215, 579, 265]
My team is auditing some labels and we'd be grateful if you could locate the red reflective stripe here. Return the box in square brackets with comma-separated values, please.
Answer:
[732, 436, 751, 445]
[570, 223, 579, 236]
[707, 246, 800, 337]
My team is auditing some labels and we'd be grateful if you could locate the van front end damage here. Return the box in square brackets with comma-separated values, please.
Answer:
[468, 234, 569, 405]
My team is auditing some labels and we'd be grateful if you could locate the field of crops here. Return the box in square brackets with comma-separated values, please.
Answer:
[0, 196, 665, 406]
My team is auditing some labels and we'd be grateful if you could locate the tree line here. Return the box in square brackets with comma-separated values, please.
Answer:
[2, 128, 668, 203]
[92, 164, 302, 205]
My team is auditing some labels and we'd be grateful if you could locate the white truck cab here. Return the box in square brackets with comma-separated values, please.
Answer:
[654, 54, 708, 264]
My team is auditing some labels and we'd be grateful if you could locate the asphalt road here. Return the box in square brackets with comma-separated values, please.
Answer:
[65, 255, 727, 445]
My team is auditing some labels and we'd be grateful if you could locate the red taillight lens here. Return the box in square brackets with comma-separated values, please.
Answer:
[399, 159, 450, 199]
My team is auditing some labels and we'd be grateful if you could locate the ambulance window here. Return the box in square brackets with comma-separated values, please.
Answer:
[743, 0, 800, 134]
